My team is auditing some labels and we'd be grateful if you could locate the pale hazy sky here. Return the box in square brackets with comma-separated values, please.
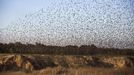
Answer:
[0, 0, 134, 48]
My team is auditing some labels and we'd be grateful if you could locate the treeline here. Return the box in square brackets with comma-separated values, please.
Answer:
[0, 42, 134, 55]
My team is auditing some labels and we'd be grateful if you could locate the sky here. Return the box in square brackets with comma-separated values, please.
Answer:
[0, 0, 134, 49]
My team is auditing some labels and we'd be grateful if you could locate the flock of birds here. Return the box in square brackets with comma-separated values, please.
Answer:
[0, 0, 134, 48]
